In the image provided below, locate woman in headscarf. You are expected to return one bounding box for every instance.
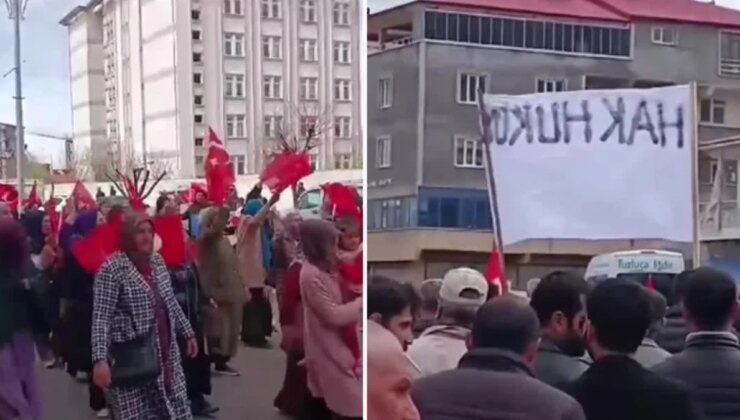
[198,206,247,376]
[273,212,308,417]
[0,218,42,420]
[237,194,281,347]
[299,219,363,420]
[91,210,198,420]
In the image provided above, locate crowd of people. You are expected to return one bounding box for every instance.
[368,266,740,420]
[0,181,363,420]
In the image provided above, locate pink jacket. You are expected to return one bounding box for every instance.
[300,262,363,417]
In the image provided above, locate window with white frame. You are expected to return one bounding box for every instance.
[224,0,243,15]
[720,31,740,76]
[193,72,203,84]
[263,75,283,99]
[333,1,350,26]
[226,114,247,138]
[458,73,487,104]
[300,77,319,101]
[651,26,677,46]
[232,155,246,175]
[376,136,391,168]
[333,41,351,64]
[334,153,352,169]
[264,115,283,138]
[301,116,318,138]
[300,0,316,23]
[225,73,245,97]
[261,0,281,19]
[263,36,282,59]
[700,98,726,124]
[334,78,351,101]
[224,32,244,57]
[334,116,351,139]
[194,114,204,124]
[192,29,201,40]
[454,136,484,168]
[536,78,567,93]
[299,39,318,62]
[378,77,393,108]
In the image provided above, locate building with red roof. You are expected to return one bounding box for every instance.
[367,0,740,283]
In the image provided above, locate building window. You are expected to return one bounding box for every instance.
[299,39,318,62]
[423,11,632,58]
[261,0,281,19]
[226,114,247,138]
[195,156,204,167]
[378,77,393,108]
[300,0,316,23]
[309,153,318,170]
[194,95,203,106]
[264,115,283,138]
[651,26,677,46]
[191,10,200,20]
[193,72,203,84]
[194,114,204,124]
[334,78,351,101]
[192,29,201,40]
[224,32,245,57]
[536,78,566,93]
[300,77,319,101]
[263,36,283,59]
[333,41,351,64]
[333,1,350,26]
[224,0,243,16]
[457,73,487,105]
[376,136,391,168]
[720,31,740,76]
[225,73,245,97]
[263,76,283,99]
[301,116,318,138]
[334,116,351,139]
[232,155,246,175]
[335,153,352,169]
[194,137,204,147]
[700,98,726,125]
[193,52,202,63]
[454,136,484,168]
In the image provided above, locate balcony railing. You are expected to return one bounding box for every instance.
[720,57,740,77]
[369,36,414,54]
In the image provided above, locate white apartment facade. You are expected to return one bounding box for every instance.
[61,0,363,179]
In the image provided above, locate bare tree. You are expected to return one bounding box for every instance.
[66,147,93,180]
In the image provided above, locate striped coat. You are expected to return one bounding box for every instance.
[92,252,195,420]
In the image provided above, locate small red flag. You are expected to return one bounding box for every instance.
[646,274,656,291]
[71,181,97,210]
[71,219,122,274]
[0,183,19,213]
[23,181,42,209]
[260,151,313,194]
[123,176,145,211]
[323,182,362,237]
[152,214,187,267]
[205,128,235,205]
[484,247,508,295]
[47,184,61,238]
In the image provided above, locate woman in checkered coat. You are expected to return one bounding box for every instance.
[91,210,199,420]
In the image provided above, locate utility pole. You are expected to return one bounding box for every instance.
[6,0,27,213]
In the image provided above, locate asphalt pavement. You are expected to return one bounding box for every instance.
[38,339,289,420]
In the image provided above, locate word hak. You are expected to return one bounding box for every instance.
[489,98,685,148]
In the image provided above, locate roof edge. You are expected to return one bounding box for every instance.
[59,0,102,26]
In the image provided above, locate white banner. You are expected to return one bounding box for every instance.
[480,85,694,245]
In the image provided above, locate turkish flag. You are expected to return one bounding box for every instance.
[71,181,97,210]
[46,184,61,238]
[205,128,235,205]
[260,151,313,194]
[484,247,508,295]
[153,214,187,266]
[71,219,122,274]
[646,274,656,291]
[23,181,42,208]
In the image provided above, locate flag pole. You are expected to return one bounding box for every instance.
[477,89,507,293]
[691,82,701,267]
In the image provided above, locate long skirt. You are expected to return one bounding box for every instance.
[274,351,308,418]
[0,332,41,420]
[241,288,273,345]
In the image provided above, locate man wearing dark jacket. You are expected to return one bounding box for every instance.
[567,280,702,420]
[412,296,585,420]
[653,267,740,420]
[529,271,591,388]
[656,270,693,354]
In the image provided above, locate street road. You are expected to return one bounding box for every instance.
[39,339,288,420]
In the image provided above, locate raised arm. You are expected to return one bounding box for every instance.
[246,193,281,228]
[301,271,362,328]
[91,263,120,363]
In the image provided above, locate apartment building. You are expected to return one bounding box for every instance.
[61,0,363,180]
[367,0,740,284]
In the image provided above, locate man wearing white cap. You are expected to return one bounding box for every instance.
[407,267,489,378]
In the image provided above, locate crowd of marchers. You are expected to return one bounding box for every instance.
[368,266,740,420]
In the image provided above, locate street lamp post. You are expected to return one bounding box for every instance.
[5,0,27,214]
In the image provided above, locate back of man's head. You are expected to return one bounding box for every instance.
[471,296,540,359]
[670,269,694,306]
[438,267,488,327]
[418,278,442,314]
[530,270,588,327]
[587,280,651,354]
[683,267,738,332]
[645,287,668,337]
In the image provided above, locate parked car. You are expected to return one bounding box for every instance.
[295,180,362,220]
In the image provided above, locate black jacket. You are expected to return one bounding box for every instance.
[412,348,585,420]
[653,332,740,420]
[535,339,591,389]
[566,355,703,420]
[656,305,688,354]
